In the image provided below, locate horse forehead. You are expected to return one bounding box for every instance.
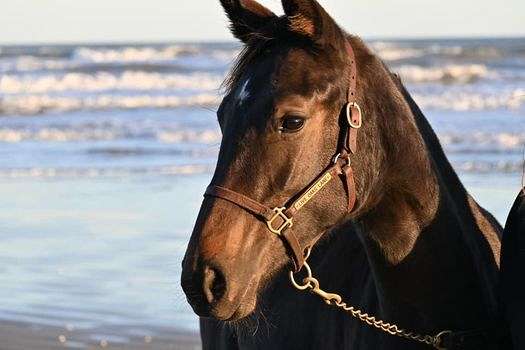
[228,48,331,109]
[275,50,335,95]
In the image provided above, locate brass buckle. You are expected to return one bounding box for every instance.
[266,207,293,236]
[346,102,362,129]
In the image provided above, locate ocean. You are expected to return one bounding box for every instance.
[0,38,524,345]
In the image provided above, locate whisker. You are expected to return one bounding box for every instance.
[200,106,218,113]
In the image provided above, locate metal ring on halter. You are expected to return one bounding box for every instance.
[346,102,363,129]
[289,247,313,290]
[333,153,341,164]
[333,153,351,167]
[289,261,313,290]
[303,246,312,260]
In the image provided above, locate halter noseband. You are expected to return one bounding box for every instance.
[204,41,362,272]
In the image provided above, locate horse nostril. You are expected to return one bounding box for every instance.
[202,265,226,304]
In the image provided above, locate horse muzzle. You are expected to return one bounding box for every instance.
[181,252,259,320]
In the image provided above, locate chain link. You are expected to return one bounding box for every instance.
[290,261,451,349]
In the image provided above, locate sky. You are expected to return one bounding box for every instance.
[0,0,524,44]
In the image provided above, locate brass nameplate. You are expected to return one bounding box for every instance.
[294,173,333,211]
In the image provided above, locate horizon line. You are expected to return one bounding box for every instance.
[1,34,524,47]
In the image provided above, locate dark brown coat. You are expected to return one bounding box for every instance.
[181,1,506,348]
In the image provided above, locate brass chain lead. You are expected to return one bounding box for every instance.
[290,260,451,349]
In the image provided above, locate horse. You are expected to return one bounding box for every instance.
[500,189,525,349]
[181,0,509,348]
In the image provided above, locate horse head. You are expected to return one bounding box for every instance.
[181,0,434,321]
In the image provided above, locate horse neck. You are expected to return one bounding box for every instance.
[348,72,502,331]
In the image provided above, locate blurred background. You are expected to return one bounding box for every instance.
[0,0,524,349]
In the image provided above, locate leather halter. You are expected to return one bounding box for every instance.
[204,41,362,272]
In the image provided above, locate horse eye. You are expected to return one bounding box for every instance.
[280,116,305,132]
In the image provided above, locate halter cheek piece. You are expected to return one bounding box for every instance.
[205,41,361,272]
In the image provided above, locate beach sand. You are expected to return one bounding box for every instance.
[0,320,201,350]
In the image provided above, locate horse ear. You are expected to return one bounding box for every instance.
[219,0,277,43]
[281,0,343,45]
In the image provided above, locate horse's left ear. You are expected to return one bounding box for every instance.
[281,0,344,46]
[219,0,278,43]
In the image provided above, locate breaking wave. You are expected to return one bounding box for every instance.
[452,160,524,174]
[0,56,71,74]
[0,93,220,115]
[371,39,524,63]
[0,72,222,94]
[439,132,525,151]
[413,88,525,111]
[0,45,238,74]
[395,64,494,84]
[73,45,199,63]
[371,42,425,61]
[0,127,221,144]
[0,164,214,179]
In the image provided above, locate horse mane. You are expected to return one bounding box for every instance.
[222,38,272,94]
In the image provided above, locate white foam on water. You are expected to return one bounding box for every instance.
[453,161,524,173]
[0,56,70,73]
[0,45,236,73]
[0,72,222,94]
[370,41,425,61]
[371,41,507,62]
[395,64,494,84]
[413,88,525,111]
[157,130,220,144]
[0,93,220,115]
[439,131,525,151]
[73,45,199,63]
[0,128,114,142]
[0,164,213,179]
[0,127,221,144]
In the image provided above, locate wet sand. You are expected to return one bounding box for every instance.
[0,321,201,350]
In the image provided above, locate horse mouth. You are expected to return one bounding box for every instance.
[210,282,259,321]
[224,297,259,321]
[183,274,259,321]
[190,297,257,321]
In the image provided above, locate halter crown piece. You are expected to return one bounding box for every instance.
[204,41,362,272]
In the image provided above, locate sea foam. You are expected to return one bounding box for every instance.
[73,45,199,63]
[412,88,525,111]
[0,93,220,115]
[395,64,494,84]
[0,164,214,179]
[0,127,222,144]
[0,72,222,94]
